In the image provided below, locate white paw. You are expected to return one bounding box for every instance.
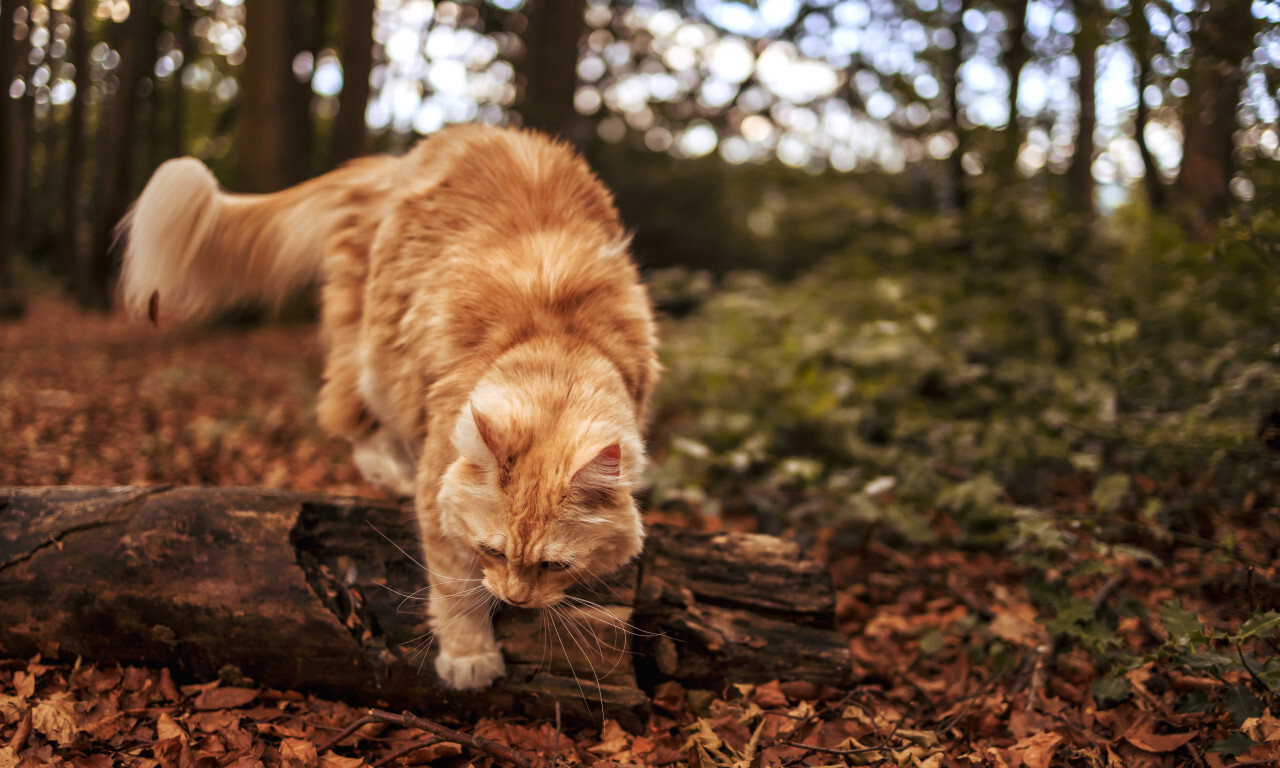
[435,647,506,690]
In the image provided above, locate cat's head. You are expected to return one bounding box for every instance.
[436,370,646,609]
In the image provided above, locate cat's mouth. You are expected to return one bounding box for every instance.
[491,588,565,609]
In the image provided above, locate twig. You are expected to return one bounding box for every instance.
[371,738,441,768]
[317,713,382,753]
[1236,644,1276,697]
[782,691,909,758]
[373,711,532,762]
[929,459,972,482]
[1091,573,1128,615]
[1025,642,1053,712]
[781,713,902,758]
[552,701,561,767]
[930,664,1008,735]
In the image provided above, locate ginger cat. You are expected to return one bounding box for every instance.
[118,125,660,690]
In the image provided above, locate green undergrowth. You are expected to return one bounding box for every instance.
[646,205,1280,744]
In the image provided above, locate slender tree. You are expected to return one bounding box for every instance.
[996,0,1031,179]
[1066,1,1098,219]
[515,0,588,141]
[1131,3,1167,212]
[0,0,24,318]
[1175,1,1254,240]
[238,0,310,192]
[61,0,90,298]
[330,0,374,166]
[169,0,193,160]
[85,0,153,309]
[942,0,969,214]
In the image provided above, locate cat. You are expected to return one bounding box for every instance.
[118,125,661,690]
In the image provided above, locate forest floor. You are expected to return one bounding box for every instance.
[3,295,1279,768]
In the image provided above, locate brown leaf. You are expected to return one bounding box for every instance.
[11,673,35,701]
[186,711,239,734]
[652,681,685,716]
[1242,709,1280,743]
[69,756,112,768]
[157,670,181,702]
[31,692,80,747]
[0,696,26,727]
[405,742,462,762]
[1122,718,1196,754]
[156,713,188,743]
[752,681,789,709]
[1008,731,1062,768]
[318,755,369,768]
[1007,709,1056,739]
[153,736,185,768]
[280,738,317,768]
[191,688,256,711]
[990,609,1048,647]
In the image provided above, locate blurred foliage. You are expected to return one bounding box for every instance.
[645,180,1280,544]
[641,181,1280,724]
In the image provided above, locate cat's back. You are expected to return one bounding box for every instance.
[399,125,623,248]
[361,125,657,430]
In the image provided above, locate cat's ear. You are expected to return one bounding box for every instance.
[572,443,621,490]
[472,408,508,467]
[453,402,506,471]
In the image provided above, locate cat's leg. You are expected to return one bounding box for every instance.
[351,427,417,496]
[422,529,506,690]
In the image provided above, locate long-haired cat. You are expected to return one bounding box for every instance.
[118,125,660,690]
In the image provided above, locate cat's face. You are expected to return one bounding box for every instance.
[436,398,645,609]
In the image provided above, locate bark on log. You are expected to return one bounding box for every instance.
[0,486,851,727]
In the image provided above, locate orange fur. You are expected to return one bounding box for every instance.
[119,125,661,690]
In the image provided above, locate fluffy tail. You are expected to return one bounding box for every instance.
[117,155,395,323]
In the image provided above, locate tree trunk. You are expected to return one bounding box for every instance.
[996,0,1030,180]
[330,0,374,167]
[0,486,852,729]
[85,1,153,310]
[0,0,25,318]
[239,0,310,192]
[940,0,968,214]
[515,0,587,141]
[61,0,90,302]
[169,0,193,160]
[1174,1,1254,240]
[1133,7,1167,213]
[1066,2,1097,219]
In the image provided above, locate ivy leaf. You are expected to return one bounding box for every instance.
[1161,602,1201,643]
[1235,611,1280,640]
[1092,474,1130,514]
[1225,684,1264,727]
[1091,675,1131,705]
[1207,732,1256,756]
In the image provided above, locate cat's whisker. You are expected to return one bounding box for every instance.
[394,583,489,616]
[563,595,666,638]
[557,604,631,682]
[546,605,597,716]
[552,604,607,720]
[561,602,634,658]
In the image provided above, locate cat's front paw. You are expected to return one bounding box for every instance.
[435,647,506,690]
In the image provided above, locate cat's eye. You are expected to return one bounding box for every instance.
[540,560,571,572]
[480,545,506,561]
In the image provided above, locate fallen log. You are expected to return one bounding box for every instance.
[0,486,851,727]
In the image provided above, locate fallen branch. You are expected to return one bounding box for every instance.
[319,709,532,768]
[0,486,852,726]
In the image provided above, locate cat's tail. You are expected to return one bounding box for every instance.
[117,155,395,324]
